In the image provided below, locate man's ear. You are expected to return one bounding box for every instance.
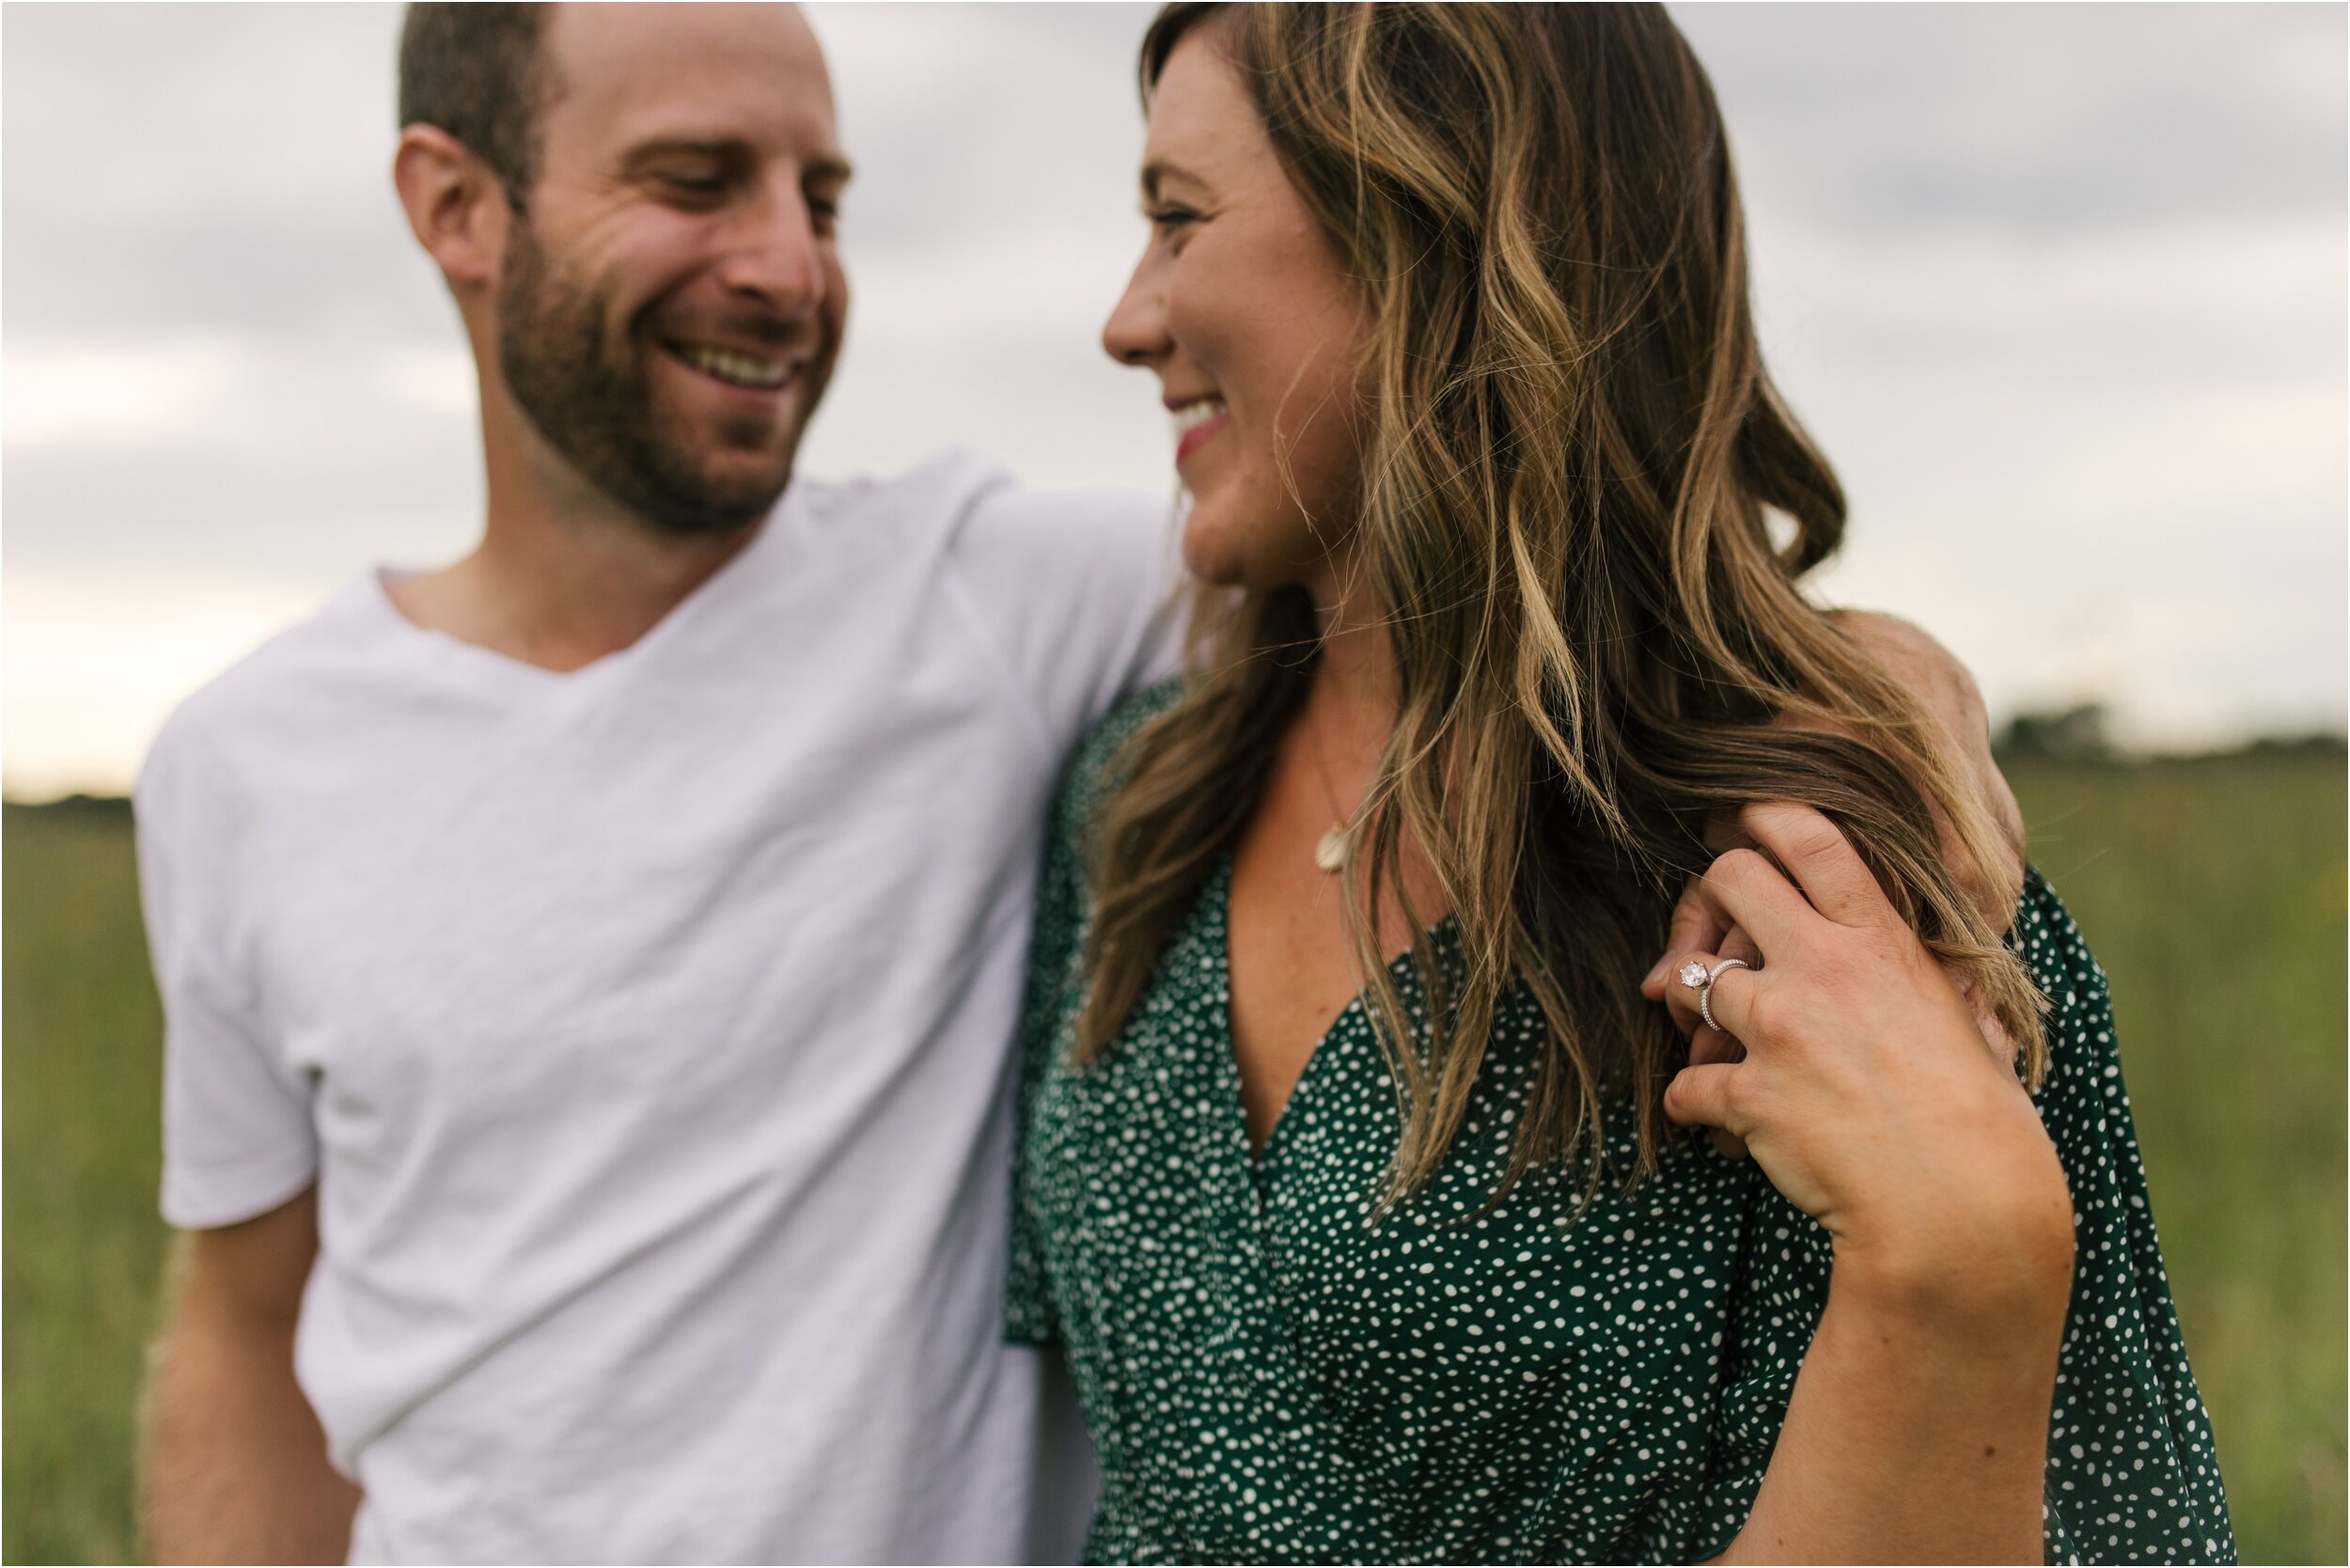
[393,124,511,292]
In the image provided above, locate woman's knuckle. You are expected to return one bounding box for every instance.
[1720,1069,1763,1128]
[1786,814,1844,862]
[1663,1072,1699,1120]
[1705,847,1765,892]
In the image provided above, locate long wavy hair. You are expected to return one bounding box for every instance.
[1073,2,2044,1208]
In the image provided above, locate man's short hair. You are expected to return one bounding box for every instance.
[398,3,552,206]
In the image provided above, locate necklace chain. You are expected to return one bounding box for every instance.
[1307,702,1352,875]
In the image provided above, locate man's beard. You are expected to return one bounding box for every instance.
[495,218,817,538]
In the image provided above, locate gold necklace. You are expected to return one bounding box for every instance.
[1307,704,1352,875]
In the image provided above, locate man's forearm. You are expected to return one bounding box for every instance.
[144,1306,360,1564]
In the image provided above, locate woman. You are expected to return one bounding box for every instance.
[1010,5,2233,1561]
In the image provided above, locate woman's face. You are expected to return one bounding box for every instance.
[1103,29,1371,595]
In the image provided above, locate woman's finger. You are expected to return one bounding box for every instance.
[1685,955,1762,1045]
[1641,876,1726,999]
[1661,942,1759,1158]
[1685,1024,1750,1159]
[1662,925,1764,1041]
[1692,845,1813,956]
[1735,800,1890,932]
[1662,1062,1748,1135]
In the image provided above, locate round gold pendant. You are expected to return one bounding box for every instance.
[1313,823,1349,874]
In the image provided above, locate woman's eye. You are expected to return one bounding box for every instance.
[1146,205,1199,231]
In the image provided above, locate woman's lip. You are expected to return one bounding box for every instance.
[1175,409,1230,467]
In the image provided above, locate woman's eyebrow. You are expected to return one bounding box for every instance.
[1139,158,1202,202]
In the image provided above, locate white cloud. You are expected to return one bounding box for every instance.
[3,573,323,799]
[375,345,478,419]
[4,335,260,447]
[0,3,2341,794]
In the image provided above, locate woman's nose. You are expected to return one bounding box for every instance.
[1101,257,1168,368]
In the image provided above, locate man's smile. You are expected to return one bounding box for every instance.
[665,340,800,392]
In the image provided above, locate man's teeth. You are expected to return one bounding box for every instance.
[676,344,791,389]
[1171,399,1227,436]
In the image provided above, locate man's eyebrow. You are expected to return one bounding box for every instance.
[622,138,854,183]
[624,136,745,168]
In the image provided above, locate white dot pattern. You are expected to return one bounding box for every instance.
[1010,685,2236,1564]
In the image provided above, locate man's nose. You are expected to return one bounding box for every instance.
[1101,256,1168,368]
[717,188,826,314]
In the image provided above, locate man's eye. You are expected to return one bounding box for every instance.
[661,173,726,196]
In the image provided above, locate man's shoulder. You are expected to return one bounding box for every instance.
[794,447,1164,557]
[139,576,391,802]
[788,447,1018,537]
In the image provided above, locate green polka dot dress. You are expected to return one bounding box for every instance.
[1010,684,2235,1564]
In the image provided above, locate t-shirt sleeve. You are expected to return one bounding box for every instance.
[1005,753,1093,1348]
[137,722,318,1229]
[2013,870,2237,1565]
[945,473,1185,760]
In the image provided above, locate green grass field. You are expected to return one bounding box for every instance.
[5,759,2343,1564]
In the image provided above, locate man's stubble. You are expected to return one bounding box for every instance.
[494,216,818,539]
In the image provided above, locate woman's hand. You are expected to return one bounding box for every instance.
[1656,803,2072,1300]
[1640,611,2026,1159]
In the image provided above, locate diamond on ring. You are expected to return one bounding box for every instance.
[1675,960,1709,992]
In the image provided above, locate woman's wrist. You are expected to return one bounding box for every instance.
[1828,1137,2076,1331]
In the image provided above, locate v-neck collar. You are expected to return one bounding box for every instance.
[361,494,794,700]
[1204,855,1449,1182]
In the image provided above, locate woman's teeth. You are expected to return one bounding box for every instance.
[1171,398,1227,437]
[675,344,791,389]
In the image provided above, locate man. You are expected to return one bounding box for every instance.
[140,7,1170,1561]
[138,5,2026,1563]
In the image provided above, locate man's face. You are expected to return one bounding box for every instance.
[494,4,850,536]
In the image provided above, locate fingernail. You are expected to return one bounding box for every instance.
[1641,953,1670,985]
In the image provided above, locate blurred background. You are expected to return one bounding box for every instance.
[4,3,2342,1562]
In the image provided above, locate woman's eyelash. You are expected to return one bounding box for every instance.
[1146,205,1199,228]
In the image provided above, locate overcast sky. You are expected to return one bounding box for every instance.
[4,2,2342,798]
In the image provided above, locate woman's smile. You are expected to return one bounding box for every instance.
[1170,396,1230,466]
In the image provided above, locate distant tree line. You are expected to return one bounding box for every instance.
[1994,703,2347,764]
[5,715,2344,814]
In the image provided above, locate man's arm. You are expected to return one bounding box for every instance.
[144,1187,360,1565]
[1828,607,2026,918]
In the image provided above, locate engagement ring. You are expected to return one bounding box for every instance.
[1697,957,1749,1033]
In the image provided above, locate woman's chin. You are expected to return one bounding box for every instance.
[1181,504,1340,596]
[1178,523,1250,587]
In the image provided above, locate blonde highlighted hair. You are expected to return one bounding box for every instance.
[1074,3,2043,1207]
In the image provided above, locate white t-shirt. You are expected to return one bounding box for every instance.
[137,450,1183,1565]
